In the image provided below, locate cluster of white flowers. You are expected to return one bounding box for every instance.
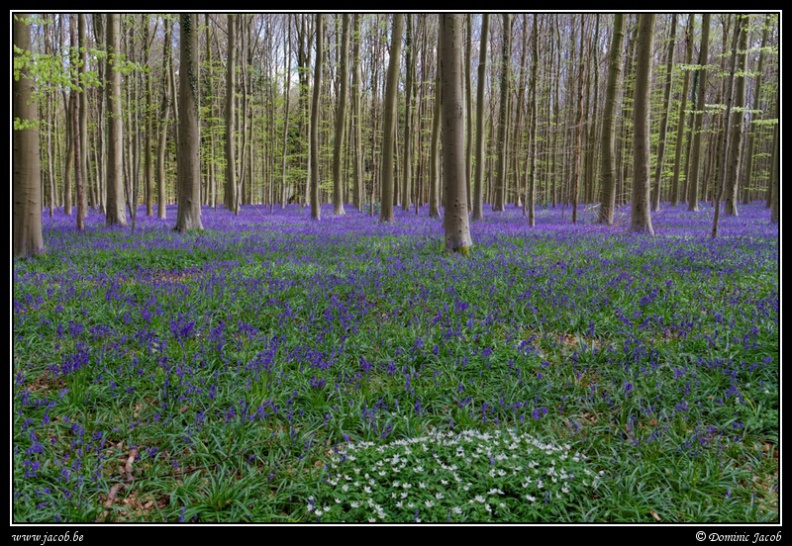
[309,428,603,522]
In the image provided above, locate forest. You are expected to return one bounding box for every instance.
[12,12,779,524]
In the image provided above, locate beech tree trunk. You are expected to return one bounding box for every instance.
[441,14,472,254]
[687,14,710,212]
[471,14,489,222]
[174,13,204,232]
[379,14,404,223]
[598,14,625,225]
[13,14,44,258]
[106,14,127,226]
[630,14,655,235]
[310,14,323,220]
[333,14,350,215]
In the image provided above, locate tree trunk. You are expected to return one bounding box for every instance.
[174,14,204,232]
[351,14,364,210]
[333,14,351,215]
[429,19,442,219]
[742,14,770,205]
[724,14,749,216]
[492,14,511,212]
[670,15,694,206]
[71,15,86,231]
[225,14,238,214]
[687,14,710,212]
[630,14,655,235]
[598,14,626,225]
[379,14,404,223]
[712,15,742,238]
[402,14,414,212]
[106,14,127,226]
[310,14,323,220]
[441,14,473,254]
[156,17,172,219]
[526,14,539,227]
[13,14,44,258]
[471,14,489,222]
[651,14,677,212]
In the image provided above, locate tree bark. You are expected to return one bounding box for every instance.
[106,14,127,226]
[380,14,404,223]
[310,14,323,220]
[333,14,351,215]
[471,14,489,222]
[651,14,677,212]
[440,14,473,254]
[174,14,204,232]
[225,14,238,214]
[687,14,710,212]
[723,14,749,216]
[492,14,511,212]
[13,14,45,258]
[630,14,655,235]
[670,15,694,206]
[598,14,626,225]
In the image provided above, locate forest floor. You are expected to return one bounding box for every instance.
[12,201,778,523]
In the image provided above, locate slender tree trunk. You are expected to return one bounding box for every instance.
[174,14,204,232]
[71,16,86,231]
[106,14,127,226]
[225,14,238,214]
[13,14,44,258]
[402,14,414,212]
[670,15,694,206]
[429,20,442,219]
[351,14,364,210]
[724,14,749,216]
[571,15,586,224]
[379,14,404,223]
[712,15,741,238]
[280,16,293,209]
[630,14,655,235]
[651,14,677,212]
[598,14,625,225]
[492,14,511,212]
[526,14,539,227]
[743,14,770,205]
[687,14,710,212]
[156,17,172,219]
[310,14,323,220]
[471,14,489,222]
[333,14,351,215]
[465,14,473,212]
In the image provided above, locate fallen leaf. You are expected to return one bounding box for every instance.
[649,510,661,522]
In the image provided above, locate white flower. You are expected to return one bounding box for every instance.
[401,491,408,499]
[425,500,434,508]
[350,502,359,508]
[335,498,342,504]
[342,484,349,492]
[415,466,424,472]
[435,492,444,500]
[440,479,449,485]
[315,509,323,516]
[419,482,426,488]
[403,483,412,489]
[396,501,403,508]
[393,481,400,488]
[364,486,372,494]
[452,506,462,515]
[474,495,486,503]
[526,495,536,502]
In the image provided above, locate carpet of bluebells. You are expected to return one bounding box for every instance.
[12,201,778,523]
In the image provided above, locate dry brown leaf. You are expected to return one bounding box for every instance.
[649,509,661,522]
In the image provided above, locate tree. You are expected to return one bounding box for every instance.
[310,14,323,221]
[651,14,677,212]
[333,14,350,216]
[174,14,204,232]
[471,14,489,222]
[670,15,694,206]
[630,13,655,235]
[379,14,404,223]
[13,14,44,258]
[402,14,415,212]
[106,13,127,227]
[526,14,539,227]
[723,14,749,216]
[225,14,238,214]
[492,14,511,212]
[712,15,743,238]
[156,16,172,220]
[441,14,473,254]
[686,14,710,212]
[598,13,626,225]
